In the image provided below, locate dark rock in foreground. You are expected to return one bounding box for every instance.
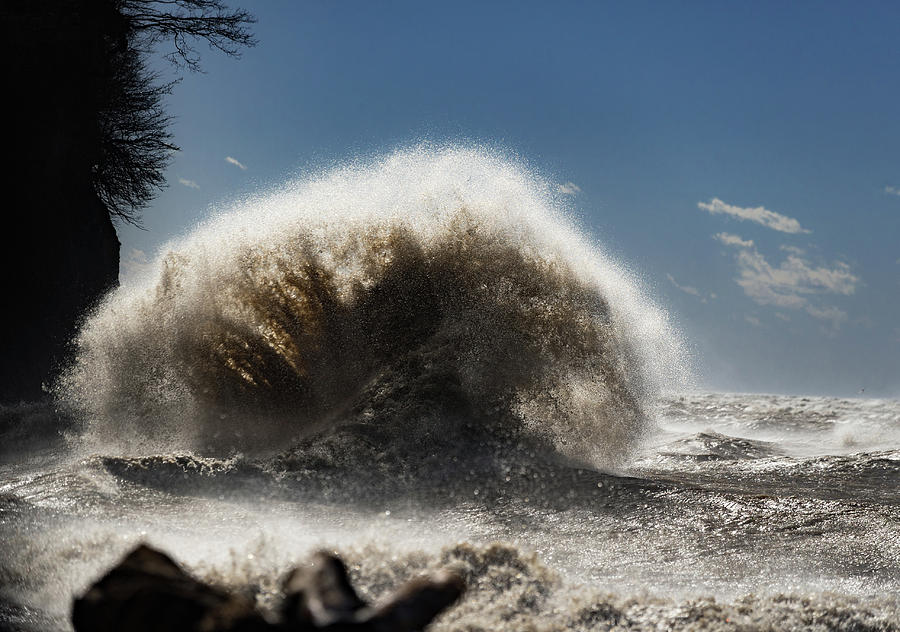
[72,545,464,632]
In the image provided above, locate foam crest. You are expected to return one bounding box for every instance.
[56,145,686,466]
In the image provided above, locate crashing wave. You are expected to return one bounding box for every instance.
[56,146,686,467]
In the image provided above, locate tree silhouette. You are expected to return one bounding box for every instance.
[0,0,254,402]
[126,0,256,71]
[96,0,256,224]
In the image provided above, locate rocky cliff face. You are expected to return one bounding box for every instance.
[1,0,121,403]
[1,190,120,403]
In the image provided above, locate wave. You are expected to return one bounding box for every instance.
[5,538,898,632]
[336,543,900,632]
[658,431,784,461]
[56,146,686,467]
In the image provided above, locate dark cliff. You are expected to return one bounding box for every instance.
[1,1,121,403]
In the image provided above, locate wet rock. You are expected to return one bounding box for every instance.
[71,545,266,632]
[282,551,465,631]
[72,545,464,632]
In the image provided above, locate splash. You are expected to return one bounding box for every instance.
[57,146,686,466]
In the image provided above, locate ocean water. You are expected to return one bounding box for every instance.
[1,148,898,631]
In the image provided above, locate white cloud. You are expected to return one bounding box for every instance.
[745,314,761,327]
[779,244,806,255]
[666,273,700,297]
[804,305,848,329]
[885,186,900,196]
[226,156,247,170]
[178,177,200,190]
[558,182,581,196]
[666,273,713,303]
[714,232,754,248]
[733,249,857,309]
[719,239,857,331]
[698,197,810,234]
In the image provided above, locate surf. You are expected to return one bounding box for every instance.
[55,145,687,468]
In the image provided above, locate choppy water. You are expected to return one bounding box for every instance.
[2,148,897,630]
[2,393,898,631]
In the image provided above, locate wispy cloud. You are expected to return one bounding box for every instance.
[779,244,806,255]
[178,177,200,190]
[699,197,810,234]
[710,210,856,330]
[885,186,900,196]
[745,314,761,327]
[714,232,754,248]
[225,156,247,170]
[666,274,700,297]
[718,237,857,330]
[804,305,848,329]
[558,182,581,196]
[733,248,857,309]
[666,273,714,303]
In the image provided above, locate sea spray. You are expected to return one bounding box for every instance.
[56,146,687,466]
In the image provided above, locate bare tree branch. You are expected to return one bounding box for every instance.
[123,0,257,72]
[90,0,255,223]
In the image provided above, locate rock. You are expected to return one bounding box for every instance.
[72,545,464,632]
[71,545,267,632]
[282,551,465,631]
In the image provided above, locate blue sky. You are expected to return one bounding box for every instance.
[119,1,900,396]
